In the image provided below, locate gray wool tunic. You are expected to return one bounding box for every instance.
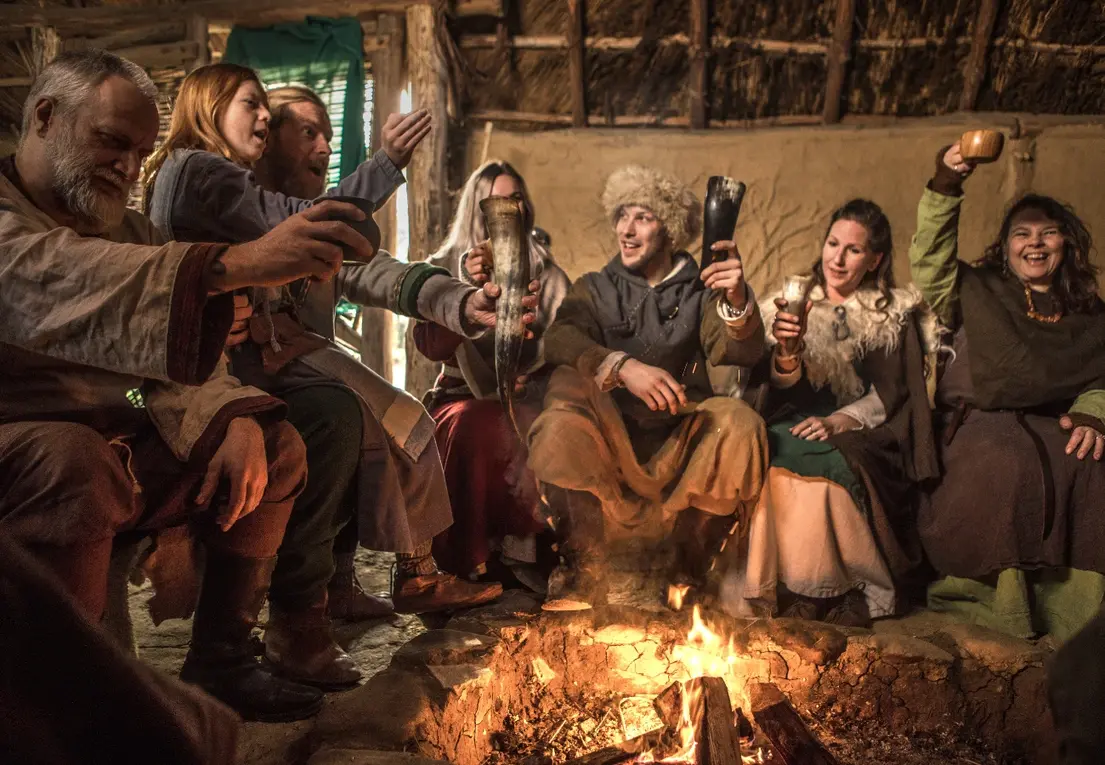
[146,148,477,552]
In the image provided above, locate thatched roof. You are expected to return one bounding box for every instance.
[1,0,1104,136]
[451,0,1105,125]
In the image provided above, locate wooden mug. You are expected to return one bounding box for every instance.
[959,129,1005,164]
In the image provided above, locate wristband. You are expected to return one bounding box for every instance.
[610,355,631,387]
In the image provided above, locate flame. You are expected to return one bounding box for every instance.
[631,607,766,764]
[667,583,691,612]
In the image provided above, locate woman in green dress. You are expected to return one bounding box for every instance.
[736,199,942,627]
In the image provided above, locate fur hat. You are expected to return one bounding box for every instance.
[601,165,701,251]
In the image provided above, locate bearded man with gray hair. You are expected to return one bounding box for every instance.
[0,50,379,726]
[528,165,770,611]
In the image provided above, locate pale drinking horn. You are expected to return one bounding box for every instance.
[480,195,531,431]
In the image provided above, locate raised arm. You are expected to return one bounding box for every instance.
[699,290,765,368]
[325,110,430,209]
[335,254,483,339]
[161,150,403,244]
[909,145,972,328]
[325,150,405,210]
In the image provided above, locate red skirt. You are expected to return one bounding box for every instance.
[430,397,544,577]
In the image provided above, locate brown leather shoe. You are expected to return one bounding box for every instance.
[328,554,394,622]
[392,572,503,614]
[264,592,362,691]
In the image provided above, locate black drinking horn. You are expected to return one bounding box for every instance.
[480,195,530,435]
[700,176,747,269]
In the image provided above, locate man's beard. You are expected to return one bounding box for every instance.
[47,125,129,230]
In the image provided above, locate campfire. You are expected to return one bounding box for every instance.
[485,607,837,765]
[319,586,1034,765]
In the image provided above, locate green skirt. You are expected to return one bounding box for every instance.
[767,412,867,513]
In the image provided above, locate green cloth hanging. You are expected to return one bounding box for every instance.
[224,17,365,184]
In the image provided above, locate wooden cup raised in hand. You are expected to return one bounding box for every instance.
[959,129,1005,164]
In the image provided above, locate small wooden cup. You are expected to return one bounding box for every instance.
[960,129,1005,164]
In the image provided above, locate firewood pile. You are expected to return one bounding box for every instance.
[481,669,850,765]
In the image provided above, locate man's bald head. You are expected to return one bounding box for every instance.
[17,50,160,233]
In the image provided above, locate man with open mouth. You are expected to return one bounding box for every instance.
[526,165,770,612]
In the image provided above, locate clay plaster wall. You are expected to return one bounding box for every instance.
[467,118,1105,295]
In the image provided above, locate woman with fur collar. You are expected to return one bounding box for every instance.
[736,199,941,627]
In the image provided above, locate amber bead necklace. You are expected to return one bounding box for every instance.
[1023,283,1063,324]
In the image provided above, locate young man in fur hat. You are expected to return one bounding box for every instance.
[528,165,769,611]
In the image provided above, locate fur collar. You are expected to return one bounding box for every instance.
[760,282,945,404]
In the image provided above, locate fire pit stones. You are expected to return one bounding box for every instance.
[305,591,1057,765]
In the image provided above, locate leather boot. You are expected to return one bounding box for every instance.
[542,488,608,612]
[327,553,395,621]
[392,570,503,614]
[180,550,323,723]
[265,589,363,691]
[823,588,872,628]
[669,508,739,592]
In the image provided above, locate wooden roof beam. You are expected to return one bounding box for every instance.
[0,0,422,32]
[960,0,1000,111]
[822,0,856,124]
[458,33,827,55]
[688,0,708,128]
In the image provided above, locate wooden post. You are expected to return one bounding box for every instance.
[689,0,708,129]
[359,13,406,382]
[959,0,999,111]
[567,0,586,127]
[822,0,856,124]
[186,16,210,72]
[405,2,451,397]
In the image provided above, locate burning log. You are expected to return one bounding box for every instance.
[653,680,685,731]
[653,678,742,765]
[686,677,742,765]
[748,682,840,765]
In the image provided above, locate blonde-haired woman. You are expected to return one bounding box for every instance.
[146,63,522,692]
[414,161,570,588]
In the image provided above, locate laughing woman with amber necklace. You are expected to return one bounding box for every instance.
[912,140,1105,642]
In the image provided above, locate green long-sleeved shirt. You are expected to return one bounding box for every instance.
[908,186,1105,425]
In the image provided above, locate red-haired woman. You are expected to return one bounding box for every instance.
[145,63,519,691]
